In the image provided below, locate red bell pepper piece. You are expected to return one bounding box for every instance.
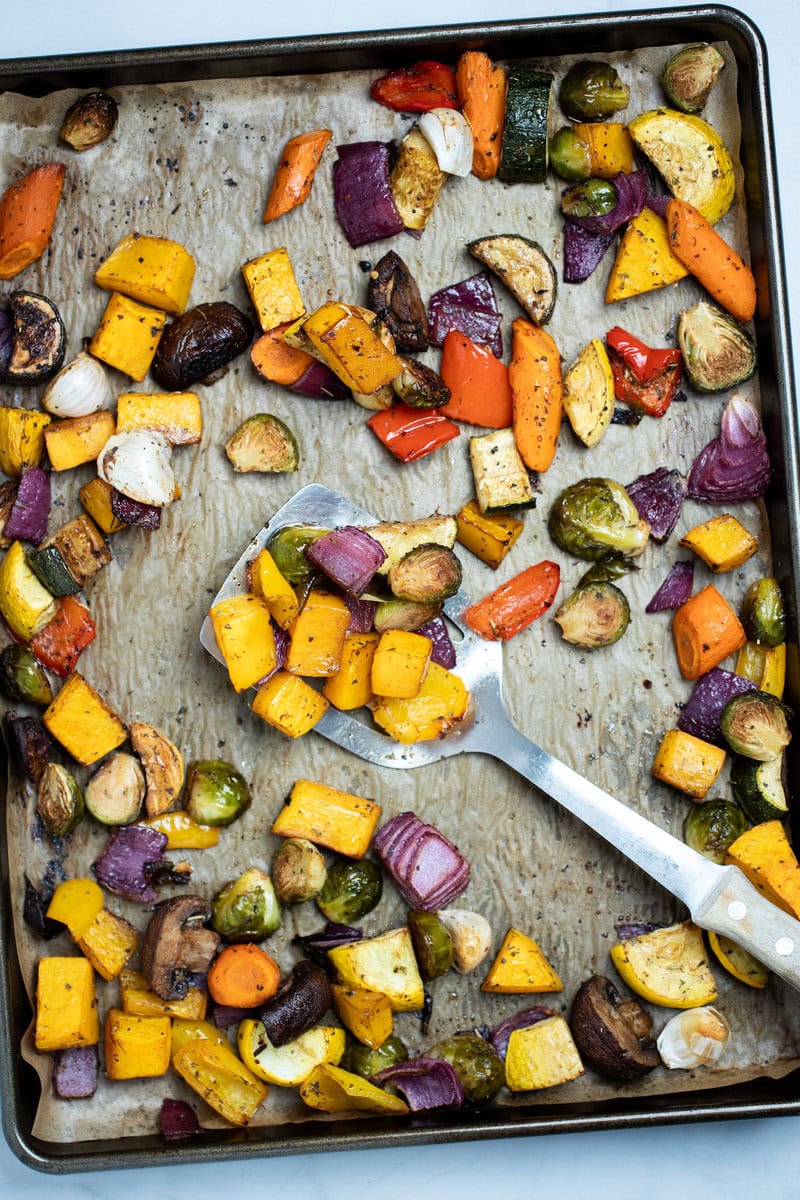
[30,595,96,677]
[367,403,460,463]
[463,561,561,641]
[606,327,682,384]
[370,61,459,112]
[607,347,682,419]
[439,331,513,428]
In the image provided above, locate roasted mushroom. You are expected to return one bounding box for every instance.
[569,974,659,1079]
[59,92,119,151]
[259,959,332,1047]
[151,301,254,390]
[366,251,429,352]
[141,896,221,1000]
[129,721,185,818]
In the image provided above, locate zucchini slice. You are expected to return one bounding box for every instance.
[469,235,557,326]
[499,68,554,184]
[7,292,66,384]
[27,545,81,597]
[627,108,735,224]
[562,338,615,447]
[730,754,789,824]
[469,427,536,514]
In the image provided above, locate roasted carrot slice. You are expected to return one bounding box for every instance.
[263,129,332,224]
[207,944,281,1009]
[666,198,757,324]
[251,322,314,386]
[456,51,506,180]
[0,163,66,280]
[509,318,563,473]
[672,584,747,680]
[464,561,561,641]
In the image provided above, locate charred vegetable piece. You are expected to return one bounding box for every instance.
[741,578,786,648]
[141,896,220,1000]
[662,44,725,114]
[367,251,429,353]
[559,61,630,121]
[730,754,788,823]
[267,524,329,586]
[59,91,118,150]
[678,302,756,393]
[24,875,62,940]
[499,68,553,184]
[6,292,66,383]
[370,61,458,112]
[570,975,658,1080]
[272,838,328,904]
[407,909,455,980]
[151,302,254,390]
[554,581,630,649]
[720,691,791,760]
[429,1032,504,1104]
[7,714,55,781]
[392,357,450,409]
[0,644,53,705]
[468,235,557,325]
[387,544,462,604]
[211,867,281,942]
[548,478,650,561]
[37,763,85,838]
[683,798,748,864]
[259,960,333,1047]
[561,178,618,219]
[184,759,251,826]
[85,752,145,825]
[344,1034,408,1079]
[225,414,299,473]
[317,858,383,925]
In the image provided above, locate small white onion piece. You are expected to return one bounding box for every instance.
[98,432,175,507]
[438,908,492,973]
[41,352,113,418]
[656,1006,730,1069]
[418,108,474,177]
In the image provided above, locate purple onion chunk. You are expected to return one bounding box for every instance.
[641,157,671,219]
[160,1098,201,1142]
[306,526,387,596]
[253,621,290,690]
[566,171,647,237]
[110,488,161,530]
[678,667,758,746]
[212,1003,254,1029]
[688,393,770,502]
[3,467,50,543]
[294,922,364,955]
[289,359,351,400]
[626,468,687,543]
[614,921,665,941]
[489,1006,554,1058]
[416,616,456,668]
[53,1045,98,1099]
[428,273,503,357]
[563,222,614,283]
[374,811,470,911]
[342,592,378,633]
[645,560,695,613]
[372,1057,464,1110]
[92,825,169,903]
[333,142,405,248]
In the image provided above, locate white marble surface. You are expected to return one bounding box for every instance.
[2,0,799,1194]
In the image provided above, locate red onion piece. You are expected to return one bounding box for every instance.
[212,1003,254,1028]
[110,488,161,530]
[306,526,387,596]
[0,307,12,378]
[428,273,503,357]
[333,142,405,248]
[289,359,351,400]
[688,394,770,502]
[341,593,378,632]
[678,667,757,745]
[614,921,665,941]
[374,811,470,910]
[3,467,50,543]
[563,222,614,283]
[566,171,647,236]
[645,193,670,219]
[53,1045,99,1099]
[372,1057,464,1110]
[92,826,169,903]
[160,1098,201,1142]
[626,467,687,543]
[294,922,363,955]
[416,616,456,668]
[645,560,695,613]
[489,1006,554,1058]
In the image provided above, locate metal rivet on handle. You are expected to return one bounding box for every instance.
[728,901,747,921]
[776,937,794,957]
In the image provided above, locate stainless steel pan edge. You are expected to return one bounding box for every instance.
[2,5,799,1173]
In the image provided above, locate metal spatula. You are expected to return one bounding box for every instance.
[200,483,800,993]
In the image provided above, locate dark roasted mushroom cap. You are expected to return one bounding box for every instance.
[570,974,659,1079]
[151,302,253,391]
[141,895,220,1000]
[259,960,332,1047]
[367,250,429,353]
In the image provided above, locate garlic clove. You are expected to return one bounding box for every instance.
[418,108,474,177]
[42,352,113,418]
[656,1005,730,1069]
[437,908,492,973]
[97,431,175,507]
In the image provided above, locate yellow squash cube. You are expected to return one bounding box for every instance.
[44,410,116,471]
[210,593,277,692]
[456,500,524,569]
[0,406,51,477]
[481,927,563,994]
[76,908,139,981]
[250,547,299,629]
[120,968,208,1019]
[332,983,393,1049]
[680,514,759,573]
[0,540,58,641]
[323,632,380,710]
[328,927,424,1011]
[104,1009,171,1080]
[505,1016,584,1091]
[89,292,166,381]
[652,729,726,799]
[35,956,99,1052]
[46,878,105,940]
[116,391,202,445]
[371,662,469,744]
[285,589,350,676]
[43,673,127,765]
[302,302,402,394]
[371,629,432,699]
[79,476,127,534]
[726,820,800,920]
[94,233,195,315]
[252,670,329,737]
[242,247,305,332]
[272,778,381,858]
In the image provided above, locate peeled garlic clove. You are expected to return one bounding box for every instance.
[42,352,113,418]
[98,431,175,507]
[418,108,474,177]
[437,908,492,973]
[656,1005,730,1069]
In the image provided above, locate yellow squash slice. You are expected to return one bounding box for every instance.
[610,920,717,1008]
[628,108,735,223]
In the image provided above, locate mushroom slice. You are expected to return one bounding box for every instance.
[129,721,185,817]
[569,974,659,1079]
[141,896,220,1000]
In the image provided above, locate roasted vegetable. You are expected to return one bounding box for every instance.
[317,858,383,924]
[225,413,299,474]
[708,932,768,989]
[464,561,560,642]
[438,908,492,973]
[299,1062,408,1115]
[259,959,332,1047]
[741,578,786,647]
[98,431,175,508]
[37,763,84,838]
[211,868,281,942]
[173,1036,268,1125]
[272,779,381,859]
[35,956,100,1052]
[505,1014,585,1091]
[7,714,55,782]
[392,357,450,409]
[344,1035,408,1079]
[683,798,748,863]
[27,545,80,597]
[730,754,788,823]
[561,177,618,219]
[129,722,185,818]
[720,691,791,760]
[548,478,650,561]
[151,301,254,390]
[6,291,66,384]
[628,109,735,224]
[42,352,112,419]
[570,975,658,1080]
[84,752,145,825]
[672,585,746,681]
[53,1045,99,1099]
[662,44,725,113]
[429,1032,504,1103]
[481,927,562,994]
[456,500,524,569]
[95,234,195,316]
[679,514,758,573]
[263,129,332,224]
[652,729,726,799]
[499,68,553,184]
[418,108,474,176]
[549,126,592,181]
[387,544,462,604]
[610,921,717,1008]
[469,235,557,325]
[241,247,305,333]
[726,820,800,920]
[0,164,66,281]
[678,302,756,393]
[0,644,53,706]
[42,672,127,766]
[389,127,447,232]
[562,338,615,447]
[329,927,424,1011]
[407,909,455,980]
[367,251,428,352]
[667,198,756,325]
[656,1006,730,1068]
[266,524,328,586]
[89,292,166,382]
[554,581,630,649]
[141,896,220,1000]
[559,61,629,121]
[371,628,432,699]
[272,838,328,904]
[469,427,536,514]
[605,209,688,302]
[60,91,118,150]
[207,943,280,1009]
[184,759,251,826]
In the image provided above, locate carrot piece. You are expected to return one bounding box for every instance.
[456,51,506,181]
[463,561,561,641]
[0,163,66,280]
[672,584,747,680]
[263,130,332,224]
[508,318,563,473]
[439,331,513,427]
[251,322,314,386]
[666,198,757,324]
[207,944,281,1009]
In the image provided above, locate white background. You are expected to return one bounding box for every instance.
[2,1,799,1196]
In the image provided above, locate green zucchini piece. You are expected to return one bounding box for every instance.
[27,544,81,597]
[499,68,554,184]
[740,577,786,648]
[730,754,788,823]
[225,413,299,473]
[469,428,536,514]
[468,235,557,325]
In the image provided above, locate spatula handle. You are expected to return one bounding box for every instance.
[693,869,800,990]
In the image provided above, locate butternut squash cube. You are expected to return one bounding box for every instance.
[302,302,402,393]
[43,673,127,765]
[575,122,635,177]
[210,593,276,692]
[481,927,563,994]
[104,1009,171,1080]
[35,956,99,1052]
[77,908,139,981]
[323,632,380,710]
[252,670,329,737]
[371,629,432,699]
[652,729,726,799]
[119,968,208,1019]
[679,514,759,573]
[328,928,424,1011]
[505,1015,584,1091]
[115,391,202,445]
[44,410,116,472]
[299,1063,408,1115]
[46,878,105,940]
[0,406,51,477]
[94,233,196,315]
[0,540,58,641]
[726,820,800,920]
[285,588,350,676]
[605,208,689,303]
[250,547,299,629]
[272,778,381,858]
[79,476,127,534]
[456,500,524,569]
[89,292,166,381]
[332,983,393,1049]
[371,662,469,744]
[242,247,305,332]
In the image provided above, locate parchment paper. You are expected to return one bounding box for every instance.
[3,38,799,1146]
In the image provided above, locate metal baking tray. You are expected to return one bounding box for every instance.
[2,3,799,1173]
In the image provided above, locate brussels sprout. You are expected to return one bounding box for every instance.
[662,44,725,114]
[184,759,251,826]
[387,544,462,604]
[560,178,618,219]
[0,644,53,705]
[554,581,630,648]
[683,798,748,864]
[720,691,792,761]
[741,577,786,648]
[548,477,650,561]
[373,598,443,633]
[272,838,328,904]
[37,763,84,838]
[559,61,630,121]
[211,867,282,942]
[549,127,592,181]
[730,754,788,824]
[84,752,145,825]
[392,358,450,409]
[224,413,299,474]
[677,302,757,393]
[579,556,638,585]
[316,858,383,924]
[429,1032,504,1103]
[267,525,330,586]
[344,1035,409,1079]
[408,910,455,980]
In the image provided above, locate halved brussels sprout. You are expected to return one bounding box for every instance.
[373,598,442,633]
[407,909,455,980]
[579,556,638,585]
[559,61,630,121]
[225,414,299,474]
[316,859,383,925]
[549,127,592,181]
[211,867,282,942]
[392,358,450,409]
[730,754,788,824]
[84,752,145,825]
[683,798,748,864]
[662,44,725,114]
[677,302,757,394]
[429,1032,504,1103]
[184,759,251,826]
[0,644,53,705]
[267,525,330,586]
[272,838,328,904]
[720,691,791,761]
[741,577,786,648]
[37,763,84,838]
[554,581,630,648]
[387,544,462,604]
[548,477,650,561]
[344,1035,409,1080]
[560,178,618,219]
